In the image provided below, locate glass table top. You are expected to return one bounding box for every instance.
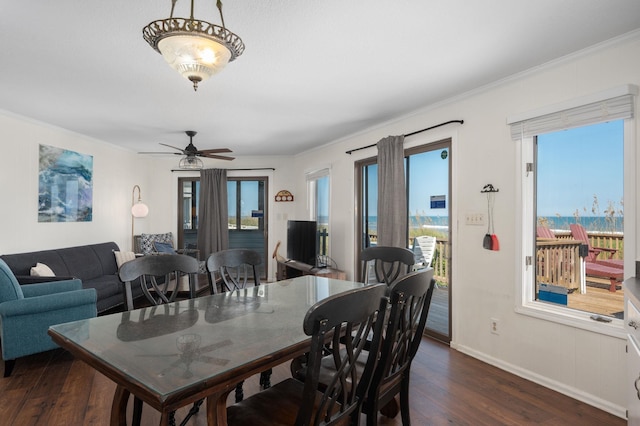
[49,275,364,400]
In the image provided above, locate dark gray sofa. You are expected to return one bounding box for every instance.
[1,242,143,313]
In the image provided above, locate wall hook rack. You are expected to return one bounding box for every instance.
[481,184,499,193]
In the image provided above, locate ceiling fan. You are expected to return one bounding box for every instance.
[139,131,235,163]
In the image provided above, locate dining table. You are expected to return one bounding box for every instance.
[48,275,365,425]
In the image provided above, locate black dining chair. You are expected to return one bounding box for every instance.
[226,283,388,426]
[117,253,202,425]
[360,246,416,286]
[118,253,200,310]
[206,248,271,400]
[291,268,435,426]
[363,268,435,425]
[206,248,261,294]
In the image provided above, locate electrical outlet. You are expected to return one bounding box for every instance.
[490,318,500,335]
[465,213,485,226]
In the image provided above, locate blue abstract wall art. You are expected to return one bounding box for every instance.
[38,144,93,222]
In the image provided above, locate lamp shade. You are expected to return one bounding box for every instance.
[131,202,149,218]
[157,35,232,87]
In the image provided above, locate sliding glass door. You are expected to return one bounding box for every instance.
[356,139,452,343]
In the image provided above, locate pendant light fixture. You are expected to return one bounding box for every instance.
[143,0,245,91]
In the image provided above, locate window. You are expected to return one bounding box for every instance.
[511,86,636,330]
[227,178,268,278]
[307,169,330,256]
[177,178,199,250]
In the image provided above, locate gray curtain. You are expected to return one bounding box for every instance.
[197,168,228,260]
[377,135,407,248]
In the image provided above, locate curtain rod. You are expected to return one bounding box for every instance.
[171,167,276,172]
[345,119,464,155]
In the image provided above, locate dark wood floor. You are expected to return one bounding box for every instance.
[0,336,624,425]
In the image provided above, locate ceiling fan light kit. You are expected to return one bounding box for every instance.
[178,155,204,169]
[143,0,245,91]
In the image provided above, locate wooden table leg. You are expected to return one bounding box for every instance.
[111,385,130,426]
[206,389,232,425]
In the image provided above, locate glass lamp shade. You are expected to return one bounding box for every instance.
[131,202,149,218]
[157,35,232,90]
[179,155,204,169]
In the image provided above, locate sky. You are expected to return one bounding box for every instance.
[536,120,623,217]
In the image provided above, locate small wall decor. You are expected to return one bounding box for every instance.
[38,144,93,222]
[481,184,499,250]
[275,190,294,202]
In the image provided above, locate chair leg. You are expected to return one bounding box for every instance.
[132,396,143,426]
[3,359,15,378]
[399,377,412,426]
[260,368,272,389]
[235,381,244,402]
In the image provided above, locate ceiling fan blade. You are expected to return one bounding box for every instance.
[198,148,233,154]
[138,151,182,155]
[200,153,235,161]
[159,142,187,153]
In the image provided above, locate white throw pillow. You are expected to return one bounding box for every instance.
[114,251,136,268]
[30,262,55,277]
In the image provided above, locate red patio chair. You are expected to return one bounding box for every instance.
[536,226,556,239]
[569,223,618,262]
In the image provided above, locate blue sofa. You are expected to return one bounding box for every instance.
[0,242,144,313]
[0,258,97,376]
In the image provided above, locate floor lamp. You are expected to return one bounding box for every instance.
[131,185,149,251]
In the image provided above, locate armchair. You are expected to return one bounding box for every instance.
[0,259,97,377]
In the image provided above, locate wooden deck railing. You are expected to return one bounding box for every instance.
[536,239,582,290]
[367,230,624,289]
[369,234,450,285]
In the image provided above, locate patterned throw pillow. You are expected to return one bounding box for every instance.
[140,232,174,255]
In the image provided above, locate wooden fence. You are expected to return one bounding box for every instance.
[535,231,624,288]
[367,231,623,288]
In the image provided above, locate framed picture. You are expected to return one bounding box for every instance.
[38,144,93,222]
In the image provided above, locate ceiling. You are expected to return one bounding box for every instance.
[2,1,640,160]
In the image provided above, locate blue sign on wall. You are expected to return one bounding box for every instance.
[430,195,446,209]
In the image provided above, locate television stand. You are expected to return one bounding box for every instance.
[276,259,346,281]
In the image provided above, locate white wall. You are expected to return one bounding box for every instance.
[1,31,638,419]
[0,112,149,253]
[290,33,640,417]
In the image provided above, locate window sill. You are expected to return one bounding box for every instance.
[515,301,627,339]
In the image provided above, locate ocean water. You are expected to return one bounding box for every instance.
[357,215,622,233]
[539,216,623,233]
[362,216,449,232]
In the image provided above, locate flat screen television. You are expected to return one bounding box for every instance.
[287,220,317,266]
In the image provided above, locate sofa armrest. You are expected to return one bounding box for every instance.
[0,288,97,317]
[21,279,83,297]
[15,275,77,285]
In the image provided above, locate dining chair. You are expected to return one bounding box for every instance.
[117,254,202,425]
[362,268,435,425]
[206,248,261,294]
[290,268,435,425]
[361,246,416,286]
[206,248,271,400]
[118,253,200,310]
[226,283,388,426]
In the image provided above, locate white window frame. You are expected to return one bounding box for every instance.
[306,167,331,255]
[511,85,637,337]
